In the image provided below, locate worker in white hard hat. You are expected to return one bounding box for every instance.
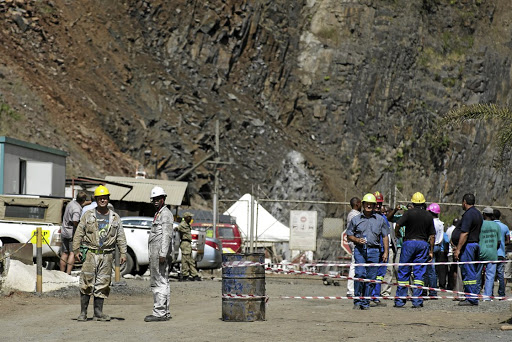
[145,186,174,322]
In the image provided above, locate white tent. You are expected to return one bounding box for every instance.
[224,193,290,242]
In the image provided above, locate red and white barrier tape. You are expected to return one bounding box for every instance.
[222,293,270,302]
[222,294,512,300]
[266,267,499,299]
[278,295,512,301]
[223,259,511,268]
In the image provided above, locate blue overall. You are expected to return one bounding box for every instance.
[395,240,429,307]
[424,245,440,296]
[460,242,480,305]
[353,245,380,309]
[372,235,387,301]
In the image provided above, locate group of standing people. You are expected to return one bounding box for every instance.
[346,191,511,309]
[61,185,198,322]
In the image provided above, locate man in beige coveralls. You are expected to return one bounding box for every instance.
[73,185,127,322]
[175,212,200,281]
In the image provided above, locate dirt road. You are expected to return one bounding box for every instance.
[1,274,511,342]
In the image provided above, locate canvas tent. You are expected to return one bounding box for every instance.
[224,193,290,242]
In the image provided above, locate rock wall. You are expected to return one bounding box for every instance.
[3,0,512,260]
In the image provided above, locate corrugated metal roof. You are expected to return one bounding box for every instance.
[105,176,188,206]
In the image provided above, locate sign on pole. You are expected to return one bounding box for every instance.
[289,210,317,251]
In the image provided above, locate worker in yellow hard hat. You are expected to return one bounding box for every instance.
[346,193,390,310]
[371,191,393,307]
[393,192,435,309]
[72,185,127,322]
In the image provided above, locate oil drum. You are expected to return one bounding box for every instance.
[222,253,265,321]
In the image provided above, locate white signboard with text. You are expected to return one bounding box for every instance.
[289,210,317,251]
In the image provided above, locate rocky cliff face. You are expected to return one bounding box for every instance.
[2,0,512,258]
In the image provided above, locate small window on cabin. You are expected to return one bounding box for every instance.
[218,227,235,239]
[5,205,47,220]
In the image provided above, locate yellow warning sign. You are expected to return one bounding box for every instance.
[30,229,51,245]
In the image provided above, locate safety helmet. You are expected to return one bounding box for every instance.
[150,186,167,199]
[411,192,426,204]
[373,191,384,203]
[427,203,441,214]
[94,185,110,197]
[362,193,377,204]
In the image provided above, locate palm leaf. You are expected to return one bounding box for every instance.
[439,103,512,168]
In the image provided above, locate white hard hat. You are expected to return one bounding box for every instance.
[150,186,167,199]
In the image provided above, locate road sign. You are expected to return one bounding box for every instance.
[290,210,317,251]
[341,229,352,255]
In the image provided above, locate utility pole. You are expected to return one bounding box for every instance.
[212,120,220,239]
[208,119,233,240]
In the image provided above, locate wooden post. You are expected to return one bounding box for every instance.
[114,246,120,282]
[36,227,42,293]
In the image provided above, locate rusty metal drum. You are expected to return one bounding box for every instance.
[222,253,265,321]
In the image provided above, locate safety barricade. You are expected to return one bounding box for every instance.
[220,259,512,303]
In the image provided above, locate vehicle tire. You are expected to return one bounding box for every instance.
[136,264,148,276]
[44,260,58,270]
[117,253,134,276]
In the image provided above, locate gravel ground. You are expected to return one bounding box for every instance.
[1,273,511,341]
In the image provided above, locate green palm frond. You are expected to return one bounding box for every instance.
[441,103,512,126]
[439,103,512,168]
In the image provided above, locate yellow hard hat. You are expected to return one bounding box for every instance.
[362,193,377,204]
[94,185,110,197]
[411,192,425,204]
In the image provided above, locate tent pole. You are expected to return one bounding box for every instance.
[250,186,255,253]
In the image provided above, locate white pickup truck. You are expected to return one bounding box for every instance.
[120,216,205,276]
[0,195,65,265]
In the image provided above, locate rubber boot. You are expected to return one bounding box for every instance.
[77,294,90,322]
[93,297,111,321]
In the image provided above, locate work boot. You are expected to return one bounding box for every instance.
[192,276,202,281]
[144,315,169,322]
[93,297,111,321]
[77,293,90,322]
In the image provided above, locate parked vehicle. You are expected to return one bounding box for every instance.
[120,216,205,276]
[0,195,65,265]
[197,237,222,269]
[191,222,243,254]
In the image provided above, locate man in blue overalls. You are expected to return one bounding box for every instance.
[371,191,391,306]
[347,193,389,310]
[454,193,482,306]
[394,192,435,309]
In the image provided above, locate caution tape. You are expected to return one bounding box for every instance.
[279,295,512,301]
[223,259,512,268]
[266,267,503,299]
[222,294,270,303]
[222,293,512,301]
